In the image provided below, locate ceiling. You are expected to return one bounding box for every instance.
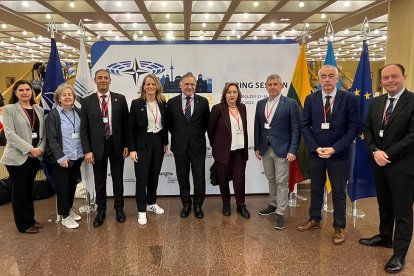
[0,0,389,64]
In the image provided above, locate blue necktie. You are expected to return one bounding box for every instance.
[384,98,395,126]
[185,96,192,122]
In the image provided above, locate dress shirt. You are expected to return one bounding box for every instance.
[229,109,244,151]
[146,100,163,133]
[385,87,405,111]
[264,94,281,123]
[322,89,337,111]
[181,93,194,116]
[97,91,112,135]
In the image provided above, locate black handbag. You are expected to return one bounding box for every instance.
[209,163,218,186]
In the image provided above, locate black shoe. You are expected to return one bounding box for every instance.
[384,255,405,273]
[115,209,126,223]
[237,205,250,219]
[93,213,106,228]
[359,234,392,248]
[222,205,231,217]
[180,205,191,218]
[194,206,204,219]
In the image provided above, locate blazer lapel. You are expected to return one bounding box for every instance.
[386,90,409,127]
[330,91,343,121]
[270,96,285,125]
[16,103,31,127]
[223,104,231,134]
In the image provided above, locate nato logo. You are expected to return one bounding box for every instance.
[107,58,165,85]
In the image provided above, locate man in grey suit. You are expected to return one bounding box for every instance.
[80,69,129,227]
[254,74,301,230]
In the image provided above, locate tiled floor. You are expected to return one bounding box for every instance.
[0,191,413,276]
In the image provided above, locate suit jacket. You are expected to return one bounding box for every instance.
[45,106,82,164]
[254,95,301,158]
[128,98,168,152]
[208,102,248,166]
[167,93,210,155]
[80,91,129,161]
[302,90,359,160]
[1,103,45,166]
[364,89,414,174]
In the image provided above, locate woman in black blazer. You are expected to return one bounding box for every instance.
[45,84,84,229]
[128,74,168,225]
[207,82,250,219]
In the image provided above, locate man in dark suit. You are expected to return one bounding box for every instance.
[254,74,301,230]
[359,64,414,273]
[167,73,210,219]
[297,65,359,245]
[80,69,129,227]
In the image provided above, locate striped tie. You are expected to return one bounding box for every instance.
[185,96,192,122]
[101,95,110,137]
[384,98,395,126]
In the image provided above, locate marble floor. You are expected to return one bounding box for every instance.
[0,191,413,276]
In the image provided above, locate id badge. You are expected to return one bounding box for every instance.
[72,132,80,139]
[379,130,384,137]
[236,129,243,135]
[264,123,271,129]
[31,132,38,139]
[103,117,109,123]
[321,123,330,130]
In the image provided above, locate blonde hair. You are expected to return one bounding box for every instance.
[54,83,77,105]
[139,74,165,103]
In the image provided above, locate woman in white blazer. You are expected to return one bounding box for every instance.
[1,80,45,234]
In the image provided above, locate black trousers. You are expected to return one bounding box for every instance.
[52,158,84,217]
[174,148,206,207]
[134,133,164,212]
[6,158,40,233]
[215,149,246,206]
[373,165,414,258]
[93,138,125,214]
[309,157,348,229]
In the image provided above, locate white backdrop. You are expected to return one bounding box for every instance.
[90,41,299,196]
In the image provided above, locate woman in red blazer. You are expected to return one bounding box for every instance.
[207,82,250,219]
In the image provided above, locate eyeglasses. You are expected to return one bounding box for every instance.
[320,74,337,80]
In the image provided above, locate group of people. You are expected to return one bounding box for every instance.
[1,63,413,274]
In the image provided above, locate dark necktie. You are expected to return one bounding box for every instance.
[185,96,192,122]
[101,95,110,136]
[384,98,395,126]
[324,95,332,123]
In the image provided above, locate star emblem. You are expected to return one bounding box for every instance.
[124,58,148,84]
[353,89,360,96]
[359,132,365,141]
[364,92,371,100]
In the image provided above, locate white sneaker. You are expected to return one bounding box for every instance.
[61,216,79,229]
[69,210,81,221]
[146,204,164,214]
[138,212,147,225]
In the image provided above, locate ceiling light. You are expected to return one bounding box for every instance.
[22,30,27,35]
[115,36,120,40]
[344,1,350,7]
[16,45,20,49]
[108,30,112,34]
[373,44,377,48]
[133,22,138,27]
[261,30,265,33]
[69,0,75,8]
[380,47,384,51]
[226,36,230,40]
[208,1,213,7]
[299,1,304,8]
[63,22,68,28]
[231,30,236,34]
[202,23,206,28]
[253,1,259,7]
[272,34,277,39]
[308,34,312,38]
[46,14,51,19]
[204,13,209,19]
[344,29,349,34]
[139,30,143,34]
[305,23,309,27]
[116,1,122,7]
[22,1,29,7]
[133,33,138,39]
[126,13,130,18]
[161,1,167,7]
[253,36,257,40]
[166,14,170,19]
[244,13,248,18]
[168,22,172,27]
[356,35,360,39]
[374,29,379,34]
[270,22,275,27]
[237,22,241,27]
[321,14,326,19]
[98,22,103,27]
[237,34,240,39]
[10,37,15,41]
[1,23,6,29]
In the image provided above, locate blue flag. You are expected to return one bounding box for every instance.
[41,37,64,113]
[319,41,342,90]
[347,40,376,202]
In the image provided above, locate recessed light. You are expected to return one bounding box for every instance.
[299,1,304,8]
[344,1,350,7]
[253,1,259,7]
[165,14,170,19]
[208,1,213,7]
[69,0,75,8]
[116,1,122,7]
[321,14,326,19]
[202,23,206,28]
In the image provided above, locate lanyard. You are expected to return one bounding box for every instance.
[147,101,158,125]
[266,98,279,123]
[229,107,241,130]
[97,92,110,116]
[323,97,335,123]
[183,97,193,114]
[22,106,36,133]
[61,109,76,133]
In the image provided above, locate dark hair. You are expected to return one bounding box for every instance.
[381,63,405,76]
[94,69,111,79]
[9,80,36,105]
[220,82,242,104]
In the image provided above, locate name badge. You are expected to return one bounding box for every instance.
[72,132,80,139]
[103,117,109,123]
[236,129,243,135]
[379,130,384,137]
[321,123,330,130]
[264,123,271,129]
[31,132,38,139]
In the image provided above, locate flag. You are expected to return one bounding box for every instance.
[74,36,94,104]
[347,40,375,202]
[286,44,312,192]
[41,38,64,113]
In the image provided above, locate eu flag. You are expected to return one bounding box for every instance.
[347,40,376,202]
[41,37,64,113]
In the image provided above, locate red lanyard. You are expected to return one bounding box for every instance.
[229,107,241,130]
[323,97,335,123]
[266,98,279,123]
[183,97,193,114]
[22,106,36,132]
[97,92,110,116]
[147,102,158,125]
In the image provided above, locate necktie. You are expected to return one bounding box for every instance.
[384,98,395,126]
[185,96,192,122]
[101,95,110,136]
[324,96,332,123]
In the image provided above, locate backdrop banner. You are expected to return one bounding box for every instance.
[90,40,299,196]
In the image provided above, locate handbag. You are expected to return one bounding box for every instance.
[209,162,218,186]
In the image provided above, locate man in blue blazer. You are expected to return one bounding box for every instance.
[297,65,359,245]
[254,74,301,230]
